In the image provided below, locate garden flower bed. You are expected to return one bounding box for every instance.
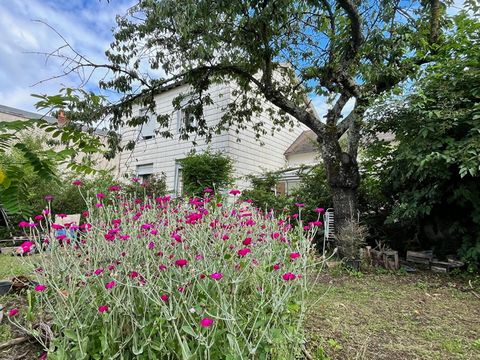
[7,186,323,359]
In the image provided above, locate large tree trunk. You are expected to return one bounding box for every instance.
[320,131,360,234]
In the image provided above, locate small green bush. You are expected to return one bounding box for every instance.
[178,150,233,196]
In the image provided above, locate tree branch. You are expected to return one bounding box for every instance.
[326,93,350,125]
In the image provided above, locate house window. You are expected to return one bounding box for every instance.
[136,163,154,184]
[177,108,196,133]
[174,163,183,196]
[139,108,156,140]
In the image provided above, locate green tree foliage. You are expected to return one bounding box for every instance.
[178,151,233,196]
[365,13,480,267]
[0,134,58,216]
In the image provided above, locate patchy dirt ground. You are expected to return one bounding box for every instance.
[305,269,480,360]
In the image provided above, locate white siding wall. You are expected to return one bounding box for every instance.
[118,82,309,191]
[225,84,309,188]
[117,83,230,191]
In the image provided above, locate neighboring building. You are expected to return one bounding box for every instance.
[117,82,310,195]
[0,104,115,171]
[284,130,319,167]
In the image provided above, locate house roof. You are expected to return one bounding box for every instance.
[0,104,56,123]
[284,130,318,156]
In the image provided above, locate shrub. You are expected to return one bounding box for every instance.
[241,172,290,214]
[178,150,233,196]
[122,173,167,198]
[11,189,321,359]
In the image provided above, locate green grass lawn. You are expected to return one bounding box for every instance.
[306,269,480,360]
[0,253,34,280]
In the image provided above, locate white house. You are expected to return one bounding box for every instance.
[117,82,312,195]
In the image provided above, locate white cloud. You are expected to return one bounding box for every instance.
[0,0,135,112]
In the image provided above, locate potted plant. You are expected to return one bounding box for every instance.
[336,219,368,270]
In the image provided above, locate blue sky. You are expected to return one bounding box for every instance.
[0,0,466,117]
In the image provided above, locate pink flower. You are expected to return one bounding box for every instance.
[290,252,301,260]
[210,272,223,280]
[295,203,305,207]
[105,281,116,289]
[44,195,54,201]
[175,259,188,267]
[282,272,296,281]
[242,237,252,246]
[94,268,104,276]
[237,248,251,257]
[204,187,214,193]
[160,294,169,302]
[95,203,103,208]
[159,264,167,271]
[72,180,82,186]
[229,189,241,196]
[34,215,44,221]
[129,271,139,279]
[273,263,281,271]
[8,308,19,317]
[315,207,325,213]
[18,221,29,228]
[96,192,106,199]
[20,241,34,253]
[98,305,109,313]
[108,185,121,192]
[34,284,47,292]
[200,317,214,327]
[148,241,155,250]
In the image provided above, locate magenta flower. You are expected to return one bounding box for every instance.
[94,268,104,276]
[95,203,103,208]
[282,272,296,281]
[242,237,252,246]
[290,252,301,260]
[148,241,155,250]
[105,281,116,289]
[237,248,251,257]
[34,284,47,292]
[44,195,54,201]
[160,294,169,302]
[175,259,188,267]
[159,264,167,271]
[98,305,109,313]
[108,185,121,191]
[96,193,106,199]
[229,189,241,196]
[200,317,214,327]
[34,215,44,221]
[210,272,223,280]
[273,263,281,271]
[129,271,139,278]
[18,221,29,228]
[72,179,82,186]
[8,308,19,317]
[295,203,305,207]
[204,187,214,193]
